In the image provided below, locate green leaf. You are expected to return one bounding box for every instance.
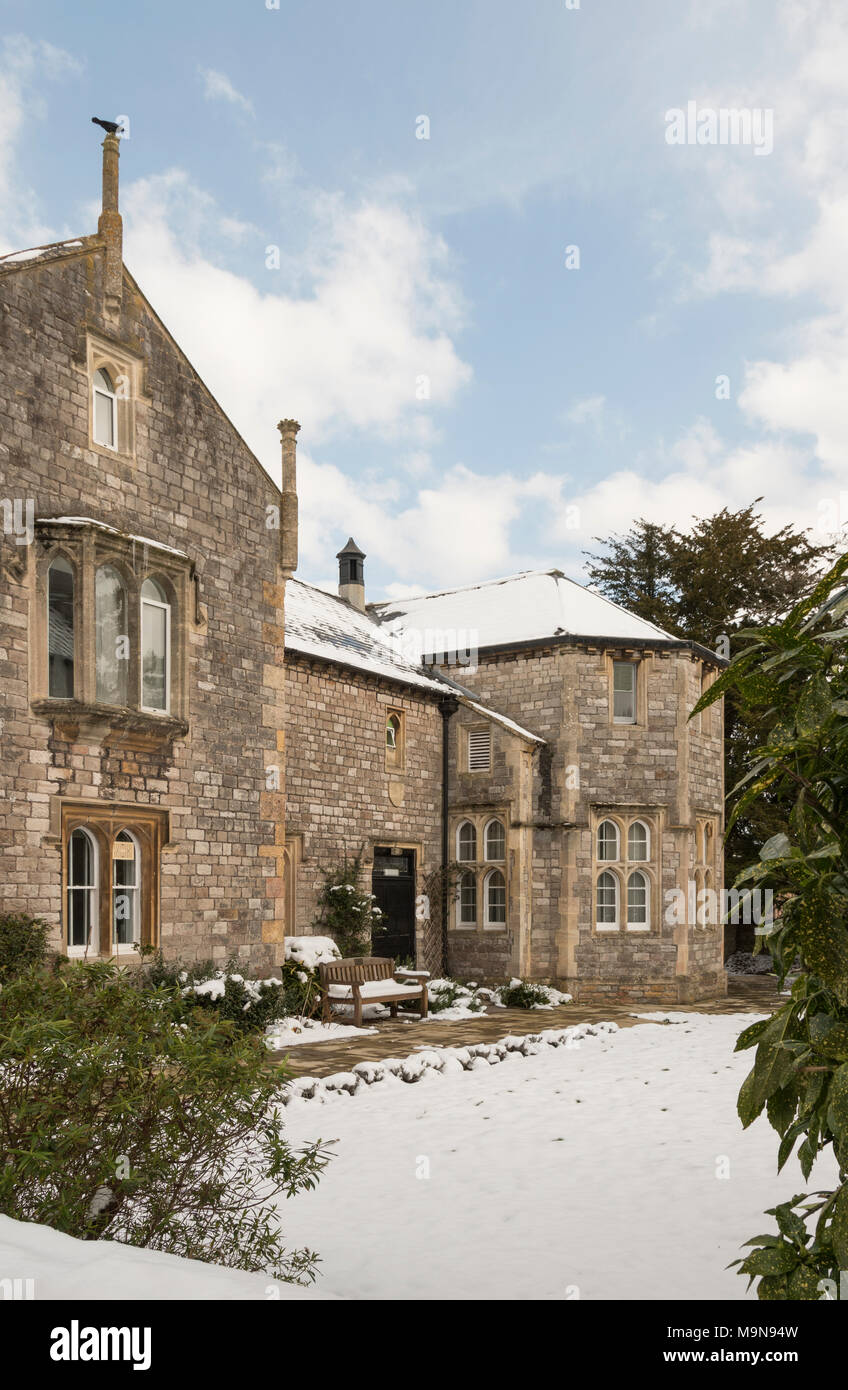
[794,890,848,1005]
[798,1138,816,1181]
[757,1274,790,1300]
[796,675,833,737]
[760,832,792,861]
[743,1243,798,1276]
[826,1062,848,1137]
[830,1185,848,1270]
[811,1021,848,1062]
[767,1088,798,1139]
[736,1015,777,1052]
[786,1264,828,1300]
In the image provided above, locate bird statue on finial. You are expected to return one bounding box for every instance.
[91,116,121,135]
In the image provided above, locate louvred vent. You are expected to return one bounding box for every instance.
[468,727,492,771]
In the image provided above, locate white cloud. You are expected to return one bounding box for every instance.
[564,395,606,429]
[116,168,472,480]
[0,35,81,253]
[198,67,254,117]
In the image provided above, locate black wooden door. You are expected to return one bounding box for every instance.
[371,848,416,963]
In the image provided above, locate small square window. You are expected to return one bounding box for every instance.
[613,662,637,724]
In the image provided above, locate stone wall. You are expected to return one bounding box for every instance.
[0,242,286,970]
[442,642,726,999]
[284,652,443,966]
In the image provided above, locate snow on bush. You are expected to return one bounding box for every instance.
[281,1021,619,1103]
[425,976,572,1019]
[284,936,341,970]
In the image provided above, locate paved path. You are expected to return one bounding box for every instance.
[269,975,781,1079]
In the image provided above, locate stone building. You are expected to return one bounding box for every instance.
[1,131,727,1001]
[376,572,727,1002]
[0,131,294,971]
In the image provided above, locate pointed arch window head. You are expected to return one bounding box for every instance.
[484,869,507,928]
[96,564,128,706]
[457,820,477,863]
[484,818,506,862]
[627,821,649,862]
[458,870,477,926]
[597,819,620,862]
[67,827,97,951]
[92,368,117,450]
[596,870,619,928]
[627,870,649,929]
[48,556,75,698]
[141,577,170,713]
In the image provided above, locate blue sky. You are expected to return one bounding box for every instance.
[1,0,846,597]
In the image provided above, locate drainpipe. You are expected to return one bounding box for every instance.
[438,696,459,973]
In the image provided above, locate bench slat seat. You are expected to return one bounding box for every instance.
[319,955,429,1027]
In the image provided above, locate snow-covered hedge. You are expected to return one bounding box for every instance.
[282,1021,618,1103]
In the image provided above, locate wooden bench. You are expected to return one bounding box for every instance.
[319,957,429,1028]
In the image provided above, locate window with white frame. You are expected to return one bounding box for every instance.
[37,521,188,724]
[67,827,98,952]
[95,564,129,706]
[484,818,506,862]
[140,577,170,713]
[62,807,167,956]
[596,870,619,928]
[47,556,75,698]
[457,870,477,927]
[627,870,649,929]
[484,869,506,927]
[627,820,649,862]
[597,819,620,861]
[613,661,637,724]
[595,813,657,931]
[112,830,141,948]
[92,368,118,450]
[457,820,477,862]
[467,726,492,771]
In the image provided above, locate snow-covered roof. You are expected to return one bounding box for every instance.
[459,696,545,746]
[38,517,189,559]
[0,238,88,269]
[373,569,681,651]
[285,578,449,693]
[284,579,546,743]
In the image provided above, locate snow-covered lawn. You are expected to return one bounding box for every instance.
[265,1017,377,1048]
[0,1216,333,1300]
[278,1011,838,1301]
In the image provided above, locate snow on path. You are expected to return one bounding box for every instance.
[279,1012,838,1301]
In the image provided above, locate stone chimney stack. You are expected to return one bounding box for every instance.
[97,131,123,317]
[337,537,366,611]
[278,419,300,577]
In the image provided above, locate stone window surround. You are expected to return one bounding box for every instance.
[58,799,169,958]
[604,650,650,728]
[591,808,660,934]
[85,330,143,462]
[450,810,509,933]
[31,518,192,730]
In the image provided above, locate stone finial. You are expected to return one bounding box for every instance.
[278,419,300,576]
